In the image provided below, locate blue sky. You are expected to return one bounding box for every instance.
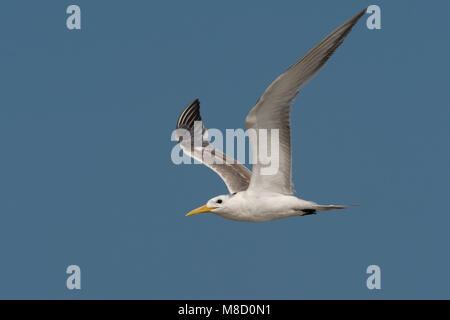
[0,0,449,299]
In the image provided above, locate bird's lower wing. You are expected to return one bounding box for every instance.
[245,9,365,194]
[175,99,251,194]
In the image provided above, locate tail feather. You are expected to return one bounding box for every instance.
[314,204,359,211]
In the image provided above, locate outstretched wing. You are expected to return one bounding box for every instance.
[245,9,365,194]
[175,99,251,193]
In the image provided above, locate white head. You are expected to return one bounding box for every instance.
[186,194,231,217]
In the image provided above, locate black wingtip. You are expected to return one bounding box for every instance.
[176,98,202,130]
[339,9,366,33]
[357,8,367,19]
[346,8,367,29]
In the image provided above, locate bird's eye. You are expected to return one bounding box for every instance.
[217,199,222,204]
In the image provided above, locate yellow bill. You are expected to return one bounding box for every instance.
[186,204,217,216]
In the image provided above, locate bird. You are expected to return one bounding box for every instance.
[174,9,365,222]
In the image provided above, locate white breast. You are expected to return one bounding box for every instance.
[216,191,315,222]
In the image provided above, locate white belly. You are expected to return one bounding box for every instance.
[216,191,315,222]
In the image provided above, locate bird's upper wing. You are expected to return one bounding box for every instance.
[175,99,251,194]
[245,9,365,194]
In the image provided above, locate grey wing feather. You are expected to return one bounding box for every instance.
[245,9,365,194]
[175,99,251,194]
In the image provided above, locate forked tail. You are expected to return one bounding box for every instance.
[314,204,359,211]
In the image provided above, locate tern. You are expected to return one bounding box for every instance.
[175,9,364,222]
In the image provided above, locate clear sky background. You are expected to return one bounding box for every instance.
[0,0,449,299]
